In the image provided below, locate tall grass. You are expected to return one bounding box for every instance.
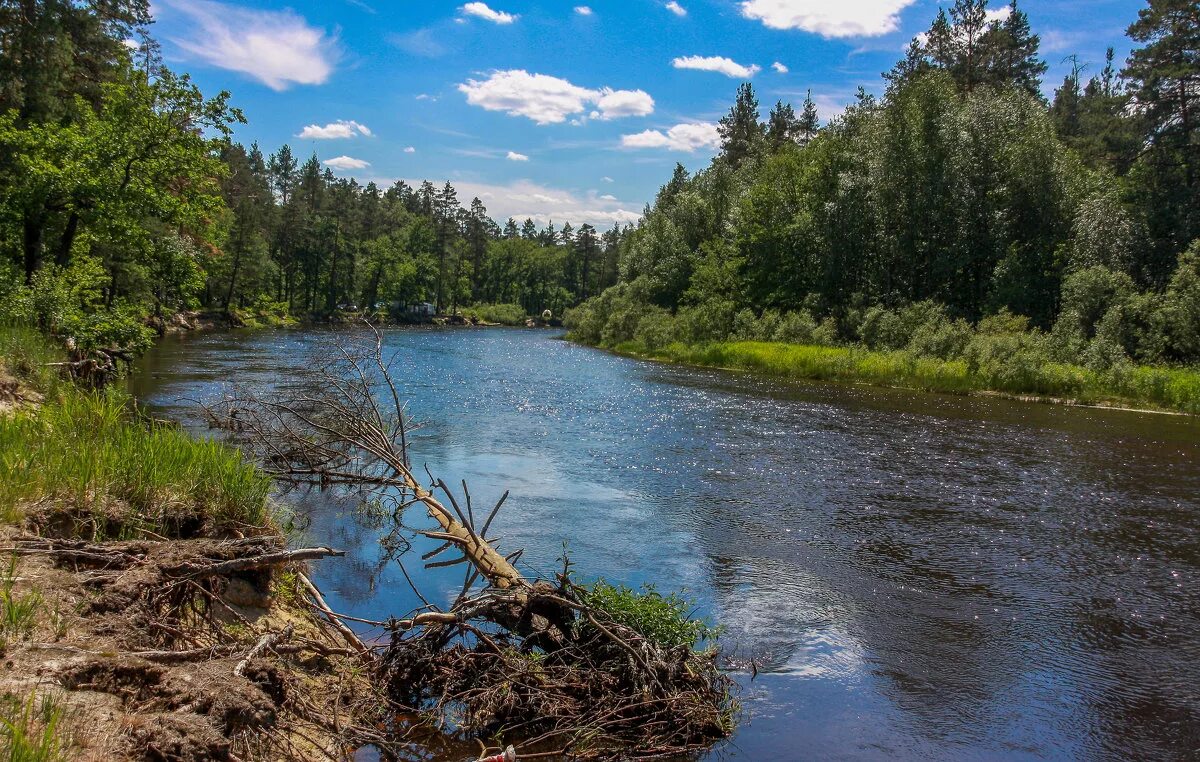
[0,389,271,532]
[0,691,68,762]
[0,325,64,396]
[0,560,42,645]
[623,340,1200,414]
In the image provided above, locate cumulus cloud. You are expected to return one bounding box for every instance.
[157,0,337,90]
[739,0,919,38]
[506,151,530,161]
[323,156,370,170]
[621,122,721,152]
[403,146,417,153]
[665,1,687,16]
[458,70,653,124]
[600,194,617,201]
[672,55,760,78]
[986,6,1011,24]
[592,87,655,119]
[460,2,518,24]
[601,176,614,183]
[772,61,789,73]
[297,120,372,139]
[575,6,593,15]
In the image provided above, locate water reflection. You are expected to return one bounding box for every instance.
[129,327,1200,761]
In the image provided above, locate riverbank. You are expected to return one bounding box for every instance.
[0,329,378,760]
[596,339,1200,415]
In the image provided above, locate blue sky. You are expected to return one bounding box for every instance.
[150,0,1145,228]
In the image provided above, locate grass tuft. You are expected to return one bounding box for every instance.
[0,389,271,534]
[0,691,69,762]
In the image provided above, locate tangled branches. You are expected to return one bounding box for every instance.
[205,325,737,759]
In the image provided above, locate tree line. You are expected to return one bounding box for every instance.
[0,0,627,351]
[569,0,1200,370]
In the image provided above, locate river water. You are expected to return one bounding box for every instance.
[128,327,1200,761]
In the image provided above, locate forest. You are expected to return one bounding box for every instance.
[1,0,1198,409]
[566,0,1200,409]
[0,0,628,352]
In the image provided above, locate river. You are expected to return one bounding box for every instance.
[128,327,1200,761]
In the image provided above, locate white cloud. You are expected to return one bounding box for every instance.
[575,6,593,15]
[458,70,653,124]
[403,146,417,153]
[986,6,1011,24]
[665,1,687,16]
[297,120,372,139]
[323,156,371,170]
[772,61,789,74]
[460,2,518,24]
[390,178,640,228]
[158,0,337,90]
[621,122,721,152]
[593,87,655,119]
[600,194,617,201]
[673,55,760,78]
[601,176,614,182]
[506,151,530,161]
[739,0,919,38]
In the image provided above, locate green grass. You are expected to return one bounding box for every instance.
[0,325,64,397]
[0,389,272,533]
[0,560,42,645]
[612,340,1200,415]
[462,303,528,326]
[0,691,68,762]
[578,580,717,651]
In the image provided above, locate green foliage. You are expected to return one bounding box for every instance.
[463,303,527,326]
[0,325,63,396]
[0,561,43,642]
[0,691,68,762]
[579,580,717,651]
[0,389,271,533]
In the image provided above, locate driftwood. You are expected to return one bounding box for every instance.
[201,325,736,759]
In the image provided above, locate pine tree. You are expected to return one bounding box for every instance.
[718,83,763,168]
[799,90,820,145]
[504,218,519,238]
[981,1,1046,95]
[766,100,801,148]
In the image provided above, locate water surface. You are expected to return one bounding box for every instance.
[129,327,1200,761]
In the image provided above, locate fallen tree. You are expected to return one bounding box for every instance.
[206,325,738,759]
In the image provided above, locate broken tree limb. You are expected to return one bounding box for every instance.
[235,624,294,677]
[296,571,375,664]
[167,547,345,579]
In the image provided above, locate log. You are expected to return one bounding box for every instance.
[167,547,345,579]
[235,625,293,677]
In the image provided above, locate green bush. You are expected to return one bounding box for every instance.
[579,580,716,651]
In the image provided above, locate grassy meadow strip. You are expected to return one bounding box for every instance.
[612,340,1200,415]
[0,388,271,530]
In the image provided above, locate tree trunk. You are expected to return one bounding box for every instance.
[22,210,44,284]
[55,211,80,267]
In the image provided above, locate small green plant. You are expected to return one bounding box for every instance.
[578,579,717,651]
[0,691,69,762]
[0,560,42,642]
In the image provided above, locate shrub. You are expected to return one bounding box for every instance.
[579,580,716,651]
[633,309,677,351]
[772,310,818,344]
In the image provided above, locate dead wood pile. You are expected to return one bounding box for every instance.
[206,326,737,759]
